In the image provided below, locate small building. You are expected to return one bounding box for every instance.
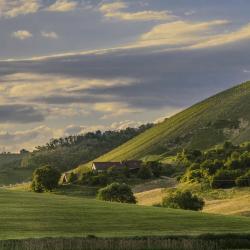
[92,160,142,172]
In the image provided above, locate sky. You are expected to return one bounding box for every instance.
[1,0,250,152]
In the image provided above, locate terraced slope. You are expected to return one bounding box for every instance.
[0,188,250,239]
[75,81,250,173]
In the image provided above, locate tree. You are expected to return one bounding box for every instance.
[235,172,250,187]
[68,172,78,183]
[210,169,240,189]
[31,165,61,192]
[137,165,152,179]
[146,161,162,177]
[97,182,136,204]
[162,190,204,211]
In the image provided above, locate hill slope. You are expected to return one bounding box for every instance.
[1,188,250,239]
[76,81,250,172]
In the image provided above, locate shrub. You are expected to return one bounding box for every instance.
[162,190,205,211]
[97,182,136,204]
[31,165,61,192]
[182,169,204,183]
[68,172,78,183]
[210,169,240,189]
[235,172,250,187]
[137,165,152,179]
[146,161,162,177]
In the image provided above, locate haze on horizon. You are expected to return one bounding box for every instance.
[1,0,250,152]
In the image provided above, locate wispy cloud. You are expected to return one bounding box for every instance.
[11,30,33,40]
[136,20,230,48]
[46,0,78,12]
[41,31,59,39]
[99,1,175,21]
[0,0,40,18]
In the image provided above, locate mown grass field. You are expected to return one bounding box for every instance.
[75,81,250,174]
[0,188,250,240]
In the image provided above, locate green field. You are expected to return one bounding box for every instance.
[75,81,250,173]
[0,188,250,240]
[0,154,32,186]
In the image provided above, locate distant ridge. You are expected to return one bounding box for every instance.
[75,81,250,173]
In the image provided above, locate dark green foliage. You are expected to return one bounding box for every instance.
[137,165,153,179]
[80,171,109,186]
[31,165,61,192]
[179,141,250,189]
[97,182,136,204]
[235,171,250,187]
[182,169,204,183]
[68,172,78,183]
[162,190,205,211]
[21,125,153,172]
[146,161,163,177]
[210,169,241,189]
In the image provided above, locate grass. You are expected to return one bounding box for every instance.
[0,154,32,186]
[75,81,250,174]
[135,182,250,217]
[0,188,250,240]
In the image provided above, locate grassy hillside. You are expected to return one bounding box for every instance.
[0,188,250,240]
[75,81,250,173]
[135,183,250,217]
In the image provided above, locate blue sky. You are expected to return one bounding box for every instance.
[1,0,250,152]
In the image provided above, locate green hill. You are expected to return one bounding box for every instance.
[75,81,250,173]
[0,188,250,240]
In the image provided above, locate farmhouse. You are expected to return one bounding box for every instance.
[92,160,142,172]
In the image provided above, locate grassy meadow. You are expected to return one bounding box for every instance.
[1,188,250,240]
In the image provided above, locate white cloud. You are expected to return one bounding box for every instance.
[99,1,175,21]
[190,23,250,49]
[2,73,137,99]
[110,120,143,130]
[0,0,40,18]
[11,30,33,40]
[134,20,250,50]
[0,119,145,152]
[41,31,58,39]
[136,20,230,47]
[46,0,78,12]
[0,125,59,152]
[93,102,142,119]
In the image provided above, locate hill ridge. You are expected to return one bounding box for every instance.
[75,81,250,173]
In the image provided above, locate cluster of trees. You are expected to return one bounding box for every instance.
[178,141,250,189]
[30,165,137,204]
[21,125,153,172]
[79,161,175,187]
[161,190,205,211]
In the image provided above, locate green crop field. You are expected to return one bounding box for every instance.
[0,188,250,240]
[75,81,250,173]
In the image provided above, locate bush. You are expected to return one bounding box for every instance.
[137,165,152,179]
[162,190,204,211]
[68,172,78,183]
[235,172,250,187]
[97,182,136,204]
[31,165,61,192]
[146,161,162,177]
[182,169,204,183]
[210,169,241,189]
